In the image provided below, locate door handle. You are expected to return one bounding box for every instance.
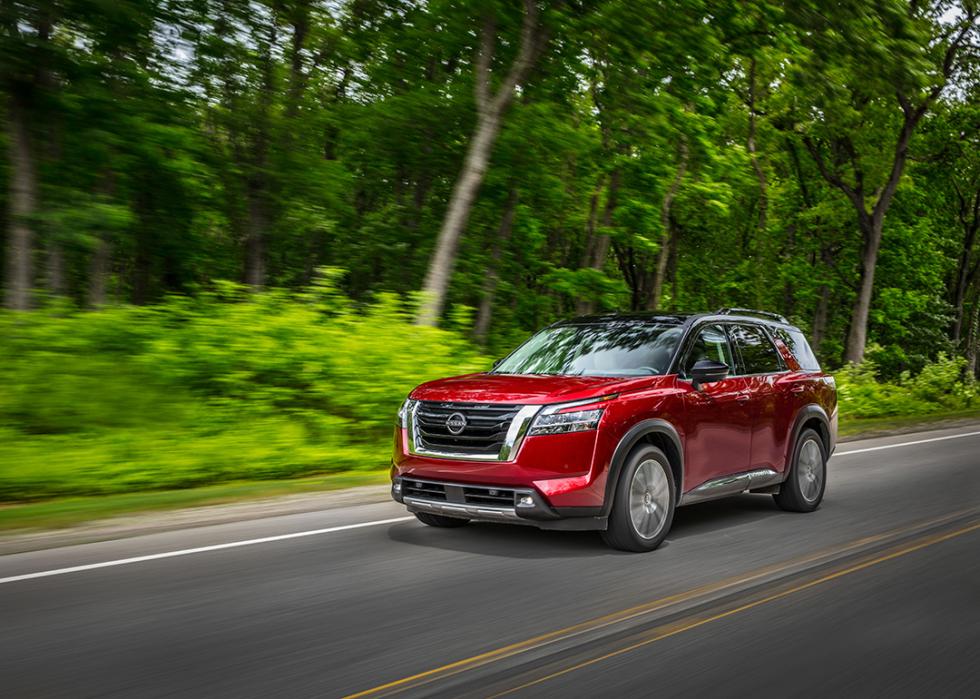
[790,385,805,394]
[735,394,751,403]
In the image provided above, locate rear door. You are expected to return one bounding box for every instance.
[680,323,753,489]
[729,324,789,471]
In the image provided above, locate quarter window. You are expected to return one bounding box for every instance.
[770,327,822,372]
[730,325,783,375]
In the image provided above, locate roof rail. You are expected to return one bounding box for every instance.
[715,307,789,324]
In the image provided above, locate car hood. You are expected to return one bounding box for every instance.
[410,372,675,405]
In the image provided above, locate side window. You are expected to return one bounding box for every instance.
[770,327,822,372]
[730,325,784,375]
[681,324,736,378]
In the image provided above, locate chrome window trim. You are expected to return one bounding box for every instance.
[407,403,541,462]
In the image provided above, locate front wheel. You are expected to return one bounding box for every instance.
[601,445,676,552]
[414,512,470,528]
[773,428,827,513]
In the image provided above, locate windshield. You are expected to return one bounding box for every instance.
[494,323,684,377]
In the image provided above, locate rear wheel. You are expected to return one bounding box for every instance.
[601,445,676,552]
[773,428,826,512]
[414,512,470,528]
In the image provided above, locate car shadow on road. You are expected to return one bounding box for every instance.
[669,494,784,541]
[386,494,786,559]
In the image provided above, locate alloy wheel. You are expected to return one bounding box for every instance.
[629,459,671,540]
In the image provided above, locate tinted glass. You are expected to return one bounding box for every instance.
[770,327,822,372]
[494,323,684,377]
[682,324,736,378]
[730,325,783,375]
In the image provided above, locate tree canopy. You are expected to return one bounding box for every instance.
[3,0,980,375]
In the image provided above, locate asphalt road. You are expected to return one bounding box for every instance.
[2,425,979,698]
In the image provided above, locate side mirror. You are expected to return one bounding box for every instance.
[690,359,730,388]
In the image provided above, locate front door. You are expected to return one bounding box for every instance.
[680,323,753,490]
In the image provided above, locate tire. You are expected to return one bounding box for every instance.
[414,512,470,528]
[601,445,676,552]
[773,428,827,513]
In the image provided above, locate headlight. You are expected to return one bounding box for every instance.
[528,397,613,436]
[397,398,416,428]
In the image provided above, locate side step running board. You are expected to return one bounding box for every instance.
[679,468,785,506]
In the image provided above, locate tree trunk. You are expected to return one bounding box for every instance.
[416,1,540,326]
[844,213,882,364]
[474,187,519,344]
[245,186,267,288]
[88,239,111,306]
[812,284,829,354]
[576,169,620,315]
[579,174,606,269]
[648,142,688,310]
[590,169,619,268]
[417,114,502,325]
[800,30,964,364]
[746,57,767,235]
[132,251,150,305]
[4,90,36,310]
[966,299,978,377]
[242,11,277,290]
[950,188,979,343]
[47,245,65,296]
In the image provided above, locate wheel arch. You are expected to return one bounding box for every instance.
[601,419,684,517]
[787,404,831,467]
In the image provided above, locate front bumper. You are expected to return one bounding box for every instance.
[392,426,607,510]
[392,476,606,531]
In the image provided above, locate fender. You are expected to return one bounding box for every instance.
[786,404,832,469]
[601,418,684,517]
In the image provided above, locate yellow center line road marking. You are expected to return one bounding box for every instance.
[341,507,980,699]
[489,519,980,698]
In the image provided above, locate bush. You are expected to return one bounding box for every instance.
[2,283,977,504]
[835,353,976,419]
[0,275,487,501]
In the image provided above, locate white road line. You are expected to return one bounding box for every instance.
[835,430,980,456]
[0,516,413,585]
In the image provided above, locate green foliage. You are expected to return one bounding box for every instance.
[0,277,487,501]
[3,1,980,505]
[835,353,977,419]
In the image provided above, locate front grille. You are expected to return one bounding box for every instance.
[414,402,521,457]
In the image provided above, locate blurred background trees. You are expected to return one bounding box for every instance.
[2,0,980,500]
[2,0,979,371]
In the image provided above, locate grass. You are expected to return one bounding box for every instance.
[838,408,980,439]
[0,470,389,533]
[3,410,980,536]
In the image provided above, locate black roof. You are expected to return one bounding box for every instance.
[555,312,695,326]
[554,308,798,330]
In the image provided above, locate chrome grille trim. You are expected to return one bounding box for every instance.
[408,402,540,461]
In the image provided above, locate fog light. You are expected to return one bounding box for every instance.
[517,495,535,508]
[392,480,402,494]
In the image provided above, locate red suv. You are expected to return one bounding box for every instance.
[391,309,837,552]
